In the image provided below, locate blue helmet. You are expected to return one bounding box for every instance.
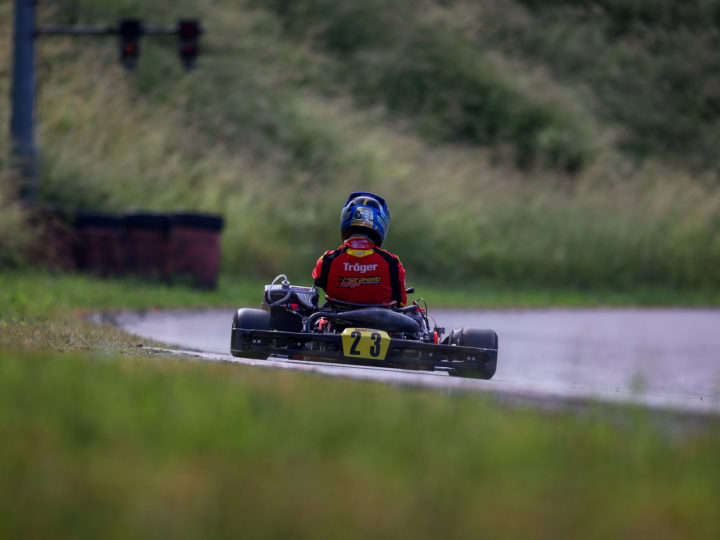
[340,192,390,246]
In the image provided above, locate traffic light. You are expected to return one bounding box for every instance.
[119,19,143,70]
[177,19,201,71]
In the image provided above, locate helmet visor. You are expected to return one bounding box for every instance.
[351,207,375,226]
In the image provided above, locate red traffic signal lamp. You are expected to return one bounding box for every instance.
[177,19,201,71]
[114,18,202,71]
[119,19,143,70]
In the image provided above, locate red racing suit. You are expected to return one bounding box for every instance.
[312,237,407,307]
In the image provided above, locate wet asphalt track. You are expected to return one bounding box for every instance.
[110,308,720,416]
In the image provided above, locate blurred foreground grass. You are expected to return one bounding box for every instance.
[1,351,719,539]
[1,271,720,538]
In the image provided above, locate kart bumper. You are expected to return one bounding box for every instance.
[230,328,497,377]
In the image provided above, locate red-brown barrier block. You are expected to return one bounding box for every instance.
[75,212,125,276]
[170,213,224,289]
[124,213,171,281]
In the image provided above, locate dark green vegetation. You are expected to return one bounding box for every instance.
[2,0,720,293]
[1,271,719,539]
[264,0,720,172]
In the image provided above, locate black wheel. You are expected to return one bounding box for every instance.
[231,308,270,359]
[451,328,498,380]
[233,308,270,330]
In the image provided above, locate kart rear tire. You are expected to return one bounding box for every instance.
[452,328,498,380]
[232,308,271,359]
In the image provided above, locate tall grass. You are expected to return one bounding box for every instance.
[463,0,720,171]
[262,0,596,172]
[0,176,36,268]
[2,0,720,292]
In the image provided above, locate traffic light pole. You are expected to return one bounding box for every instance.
[10,0,38,202]
[9,0,201,203]
[35,24,177,35]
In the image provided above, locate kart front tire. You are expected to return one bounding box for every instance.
[232,308,270,359]
[452,328,498,380]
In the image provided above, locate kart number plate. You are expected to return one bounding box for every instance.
[341,328,390,361]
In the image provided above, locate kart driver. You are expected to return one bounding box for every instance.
[313,192,407,307]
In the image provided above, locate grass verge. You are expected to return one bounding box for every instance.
[1,270,717,323]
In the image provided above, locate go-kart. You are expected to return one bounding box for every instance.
[230,275,498,379]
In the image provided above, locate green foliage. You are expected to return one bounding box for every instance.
[484,0,720,170]
[263,0,595,172]
[0,177,36,268]
[2,0,720,292]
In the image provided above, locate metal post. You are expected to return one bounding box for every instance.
[9,7,201,204]
[10,0,38,202]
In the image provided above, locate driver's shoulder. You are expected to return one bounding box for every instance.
[372,246,402,262]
